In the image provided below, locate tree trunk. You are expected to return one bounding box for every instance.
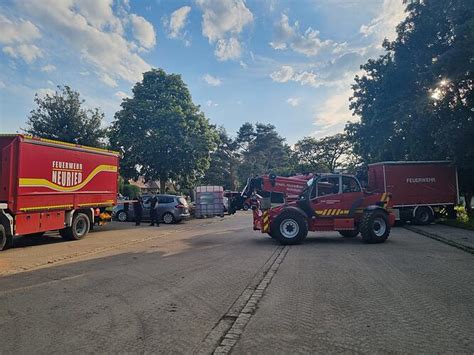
[160,179,166,194]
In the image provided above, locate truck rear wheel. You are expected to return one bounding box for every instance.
[60,213,90,241]
[271,210,308,245]
[0,225,13,251]
[414,207,434,225]
[360,210,390,244]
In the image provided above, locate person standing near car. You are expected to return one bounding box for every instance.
[133,195,143,226]
[148,193,160,227]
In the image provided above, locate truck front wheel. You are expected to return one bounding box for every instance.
[60,213,90,241]
[360,210,390,244]
[0,225,13,251]
[271,211,308,245]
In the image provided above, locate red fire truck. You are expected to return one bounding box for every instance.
[368,161,459,224]
[0,135,120,251]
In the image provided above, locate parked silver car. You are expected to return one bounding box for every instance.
[113,194,190,224]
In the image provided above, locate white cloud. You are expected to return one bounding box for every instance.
[0,14,42,63]
[0,14,41,45]
[15,0,151,85]
[166,6,191,39]
[41,64,56,72]
[203,74,222,86]
[287,97,301,107]
[313,88,355,137]
[360,0,406,43]
[3,44,43,63]
[98,72,118,87]
[196,0,253,61]
[75,0,123,34]
[206,100,218,107]
[214,37,242,61]
[0,81,6,89]
[36,88,55,98]
[270,65,317,87]
[115,91,130,100]
[270,14,342,56]
[130,14,156,49]
[239,60,247,68]
[270,65,294,83]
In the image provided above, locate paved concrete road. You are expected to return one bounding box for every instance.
[0,214,472,353]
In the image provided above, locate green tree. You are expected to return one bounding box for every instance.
[237,123,291,183]
[109,69,218,193]
[201,127,240,190]
[347,0,474,211]
[25,85,106,147]
[293,133,357,173]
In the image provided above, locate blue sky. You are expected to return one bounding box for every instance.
[0,0,406,144]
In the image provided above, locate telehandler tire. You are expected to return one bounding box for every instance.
[271,210,308,245]
[360,209,390,244]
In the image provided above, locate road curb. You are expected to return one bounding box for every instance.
[197,245,289,354]
[404,226,474,254]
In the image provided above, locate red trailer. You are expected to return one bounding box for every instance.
[368,161,459,224]
[0,134,120,250]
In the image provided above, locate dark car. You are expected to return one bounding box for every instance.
[113,194,190,224]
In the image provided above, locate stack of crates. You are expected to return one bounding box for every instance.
[195,186,224,218]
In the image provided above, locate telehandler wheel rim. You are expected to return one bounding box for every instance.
[75,218,88,237]
[280,218,299,239]
[373,217,387,237]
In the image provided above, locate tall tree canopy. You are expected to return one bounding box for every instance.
[347,0,474,210]
[201,127,240,190]
[109,68,218,193]
[237,122,291,182]
[25,85,106,147]
[293,133,357,173]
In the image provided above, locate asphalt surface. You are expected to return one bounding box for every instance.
[0,214,473,353]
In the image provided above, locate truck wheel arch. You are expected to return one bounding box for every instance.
[364,205,389,214]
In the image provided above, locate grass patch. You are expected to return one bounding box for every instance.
[439,206,474,231]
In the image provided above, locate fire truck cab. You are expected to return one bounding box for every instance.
[252,173,395,245]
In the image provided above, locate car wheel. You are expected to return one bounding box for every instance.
[116,210,128,222]
[163,212,175,224]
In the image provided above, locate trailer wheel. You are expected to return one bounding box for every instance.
[60,213,90,241]
[0,225,13,251]
[338,229,359,238]
[360,210,390,244]
[271,210,308,245]
[414,207,434,225]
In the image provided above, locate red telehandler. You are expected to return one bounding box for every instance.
[242,173,395,245]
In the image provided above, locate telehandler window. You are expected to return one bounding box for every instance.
[342,176,361,193]
[312,176,340,198]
